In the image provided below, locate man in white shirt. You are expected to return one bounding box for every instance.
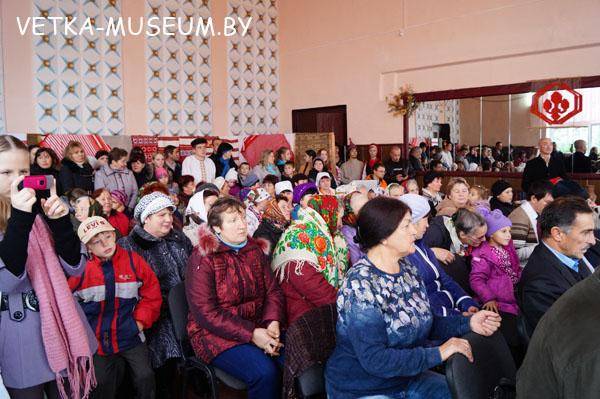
[182,137,216,185]
[439,141,454,170]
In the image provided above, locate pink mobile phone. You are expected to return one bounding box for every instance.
[22,175,54,191]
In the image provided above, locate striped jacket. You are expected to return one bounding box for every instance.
[69,245,162,355]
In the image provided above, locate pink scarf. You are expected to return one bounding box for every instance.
[26,217,96,399]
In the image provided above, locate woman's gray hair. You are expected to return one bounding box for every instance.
[453,208,485,235]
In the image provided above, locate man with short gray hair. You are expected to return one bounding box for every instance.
[518,196,595,338]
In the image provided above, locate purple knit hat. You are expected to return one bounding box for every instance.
[293,182,318,204]
[110,189,127,206]
[477,206,512,237]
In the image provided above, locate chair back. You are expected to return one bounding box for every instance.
[445,331,516,399]
[168,282,190,347]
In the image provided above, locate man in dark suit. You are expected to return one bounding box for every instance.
[522,137,567,191]
[568,139,592,173]
[518,196,595,338]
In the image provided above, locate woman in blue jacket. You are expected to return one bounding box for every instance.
[400,194,479,317]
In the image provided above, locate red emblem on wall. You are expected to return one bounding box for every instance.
[530,82,583,124]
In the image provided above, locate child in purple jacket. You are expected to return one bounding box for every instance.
[470,207,523,363]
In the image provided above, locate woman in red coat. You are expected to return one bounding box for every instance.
[185,196,285,399]
[271,195,349,325]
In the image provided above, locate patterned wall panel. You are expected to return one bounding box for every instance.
[415,100,460,142]
[228,0,279,136]
[33,0,124,135]
[0,10,6,134]
[145,0,212,136]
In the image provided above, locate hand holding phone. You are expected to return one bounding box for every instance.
[11,176,37,213]
[40,178,69,220]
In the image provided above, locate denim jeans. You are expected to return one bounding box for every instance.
[357,371,451,399]
[211,344,285,399]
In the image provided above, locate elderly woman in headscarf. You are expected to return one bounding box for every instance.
[340,191,369,265]
[118,192,193,397]
[271,195,349,325]
[253,196,291,260]
[183,188,220,247]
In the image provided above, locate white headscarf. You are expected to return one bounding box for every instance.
[185,189,214,223]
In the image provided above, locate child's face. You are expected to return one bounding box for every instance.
[86,231,117,259]
[388,186,404,199]
[239,164,250,175]
[407,182,419,194]
[469,188,481,203]
[158,176,169,185]
[75,197,91,222]
[491,226,512,247]
[284,164,295,176]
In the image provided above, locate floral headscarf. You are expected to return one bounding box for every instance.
[307,195,340,235]
[262,198,290,231]
[272,205,349,288]
[342,191,359,227]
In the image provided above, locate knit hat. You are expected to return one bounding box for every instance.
[155,167,168,179]
[491,180,512,198]
[478,206,512,237]
[224,168,238,182]
[293,182,318,204]
[134,192,176,224]
[275,180,293,195]
[78,216,115,244]
[552,179,589,200]
[241,172,259,187]
[316,172,331,185]
[399,194,430,223]
[214,176,226,191]
[423,171,443,188]
[110,189,127,206]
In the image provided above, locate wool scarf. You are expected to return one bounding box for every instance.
[26,217,95,399]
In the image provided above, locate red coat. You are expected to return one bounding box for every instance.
[279,260,338,325]
[185,224,285,363]
[108,211,131,237]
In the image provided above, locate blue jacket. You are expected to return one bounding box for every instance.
[408,240,478,316]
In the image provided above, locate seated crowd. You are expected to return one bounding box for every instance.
[1,134,599,399]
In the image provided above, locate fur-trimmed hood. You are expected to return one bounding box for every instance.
[195,223,270,257]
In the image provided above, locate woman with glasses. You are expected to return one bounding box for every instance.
[423,208,488,295]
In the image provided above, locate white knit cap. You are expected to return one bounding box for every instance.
[214,176,226,190]
[398,193,431,223]
[275,180,293,195]
[134,192,175,224]
[316,172,331,184]
[224,168,238,182]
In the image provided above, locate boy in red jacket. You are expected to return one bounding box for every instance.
[71,216,162,399]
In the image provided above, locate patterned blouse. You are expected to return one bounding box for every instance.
[325,256,470,399]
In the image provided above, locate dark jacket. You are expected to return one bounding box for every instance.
[422,216,475,296]
[118,225,193,367]
[210,154,238,178]
[568,151,592,173]
[383,159,406,184]
[522,155,567,191]
[517,243,590,338]
[407,240,478,317]
[517,269,600,399]
[185,224,285,363]
[252,219,284,260]
[489,197,516,217]
[58,159,94,195]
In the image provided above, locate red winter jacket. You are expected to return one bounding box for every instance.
[108,211,131,237]
[68,245,162,355]
[185,224,285,363]
[279,260,338,325]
